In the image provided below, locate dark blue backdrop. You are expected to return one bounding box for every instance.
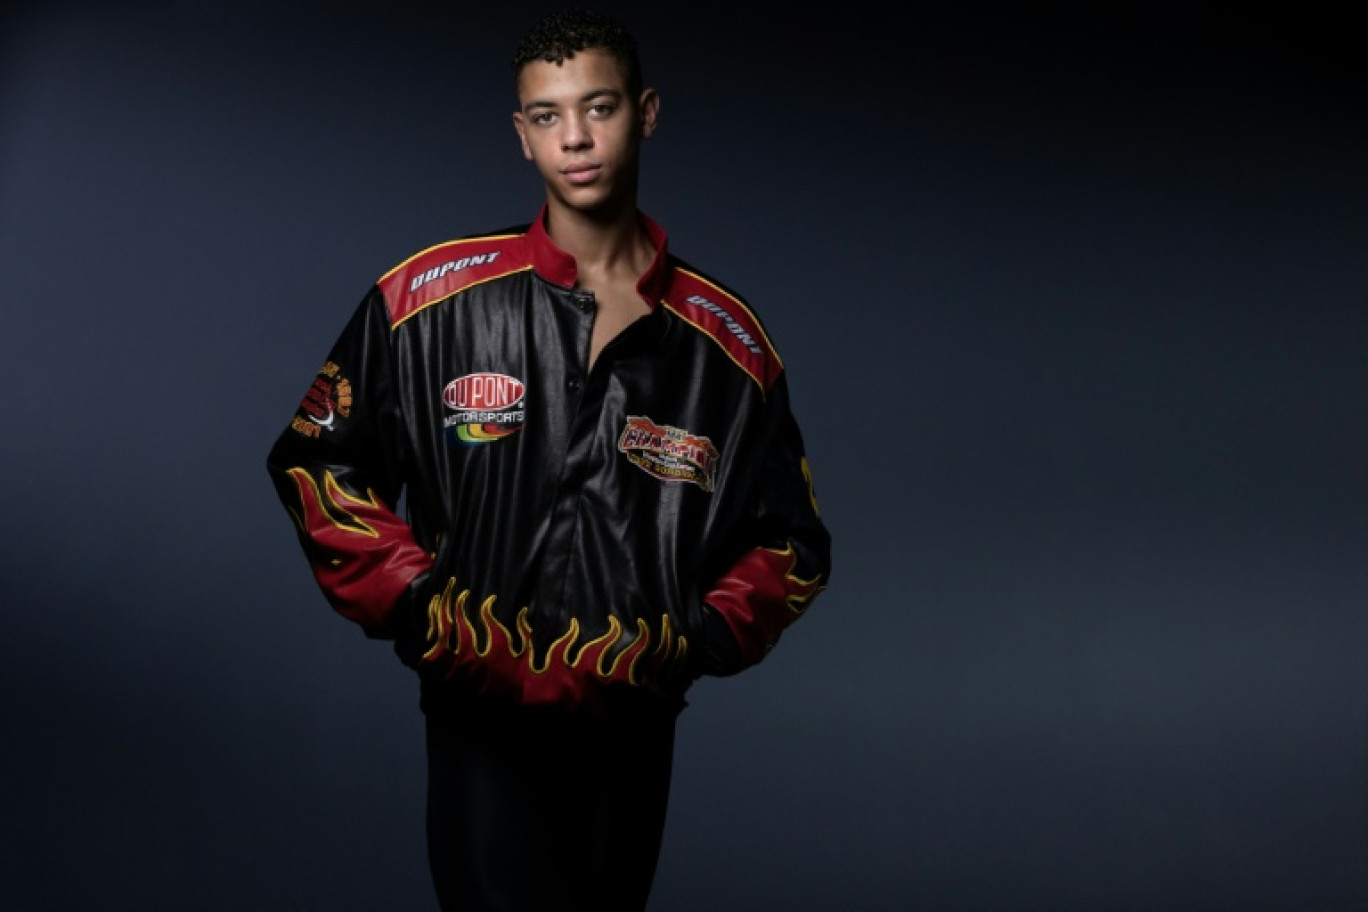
[1,2,1364,909]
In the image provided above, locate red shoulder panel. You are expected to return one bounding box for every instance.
[663,267,783,392]
[378,232,530,328]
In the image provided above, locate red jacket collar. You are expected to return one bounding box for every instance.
[523,205,672,308]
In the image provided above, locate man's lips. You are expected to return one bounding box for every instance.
[562,164,600,185]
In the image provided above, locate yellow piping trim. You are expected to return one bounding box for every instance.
[801,456,821,517]
[377,233,523,283]
[661,301,768,394]
[675,266,785,371]
[391,265,533,330]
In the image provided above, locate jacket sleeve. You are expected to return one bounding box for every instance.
[701,372,832,674]
[265,287,433,638]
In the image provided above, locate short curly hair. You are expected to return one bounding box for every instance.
[512,8,643,97]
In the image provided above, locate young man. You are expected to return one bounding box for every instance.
[266,8,831,910]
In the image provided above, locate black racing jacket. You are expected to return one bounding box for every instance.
[266,207,831,714]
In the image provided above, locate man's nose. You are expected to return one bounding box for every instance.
[561,113,592,150]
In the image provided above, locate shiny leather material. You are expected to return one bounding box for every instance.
[267,207,831,713]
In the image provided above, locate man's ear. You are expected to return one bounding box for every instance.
[512,112,534,160]
[639,88,660,139]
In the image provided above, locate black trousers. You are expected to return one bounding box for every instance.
[424,701,678,912]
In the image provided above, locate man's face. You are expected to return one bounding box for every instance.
[512,49,658,216]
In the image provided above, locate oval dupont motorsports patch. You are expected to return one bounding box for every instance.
[443,372,525,410]
[442,372,527,444]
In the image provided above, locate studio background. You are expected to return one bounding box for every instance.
[1,2,1363,910]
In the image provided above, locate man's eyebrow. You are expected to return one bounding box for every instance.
[522,88,623,112]
[580,88,623,102]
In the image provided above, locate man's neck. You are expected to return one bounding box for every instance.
[543,198,654,281]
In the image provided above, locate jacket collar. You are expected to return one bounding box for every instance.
[524,205,672,309]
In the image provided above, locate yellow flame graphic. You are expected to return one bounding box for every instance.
[761,542,826,613]
[421,577,689,687]
[286,467,382,538]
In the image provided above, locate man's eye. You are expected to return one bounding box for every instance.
[533,112,556,125]
[589,104,615,117]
